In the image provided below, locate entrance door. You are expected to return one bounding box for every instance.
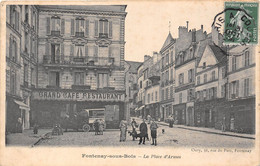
[187,107,193,126]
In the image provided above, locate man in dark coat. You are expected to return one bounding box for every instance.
[139,119,148,145]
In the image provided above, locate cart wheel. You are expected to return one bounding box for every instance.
[83,124,90,132]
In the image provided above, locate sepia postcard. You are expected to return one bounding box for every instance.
[0,0,259,166]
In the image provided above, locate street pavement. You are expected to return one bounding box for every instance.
[37,119,254,148]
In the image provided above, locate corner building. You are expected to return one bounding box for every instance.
[32,5,127,128]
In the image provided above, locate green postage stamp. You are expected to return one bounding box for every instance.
[224,2,258,44]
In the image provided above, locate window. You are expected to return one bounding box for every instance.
[25,32,29,53]
[31,68,35,86]
[75,45,84,57]
[170,86,173,99]
[148,93,150,103]
[166,88,169,100]
[161,57,165,68]
[51,44,60,63]
[188,69,194,83]
[222,67,226,78]
[179,93,182,103]
[170,68,173,81]
[166,53,169,65]
[161,89,164,101]
[204,74,207,83]
[199,91,203,101]
[187,89,194,101]
[10,6,19,31]
[49,72,60,87]
[245,51,250,67]
[155,91,158,101]
[24,64,28,86]
[9,36,18,62]
[232,56,237,71]
[203,62,206,69]
[170,50,173,63]
[98,73,108,88]
[140,81,142,88]
[10,71,16,95]
[221,85,225,98]
[197,76,200,85]
[97,19,112,38]
[151,93,154,102]
[75,18,85,37]
[211,71,215,80]
[229,81,239,98]
[166,70,169,81]
[179,73,184,85]
[244,78,249,97]
[74,72,84,85]
[51,17,61,34]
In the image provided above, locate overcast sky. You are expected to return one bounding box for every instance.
[124,1,224,62]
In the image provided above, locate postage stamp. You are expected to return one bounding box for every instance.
[224,2,258,44]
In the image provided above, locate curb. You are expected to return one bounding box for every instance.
[157,122,255,140]
[31,132,52,147]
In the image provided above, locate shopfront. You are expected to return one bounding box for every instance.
[173,103,186,125]
[31,89,125,129]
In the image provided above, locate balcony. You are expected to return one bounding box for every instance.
[71,85,91,90]
[75,32,84,37]
[99,33,108,38]
[51,31,60,36]
[43,55,115,68]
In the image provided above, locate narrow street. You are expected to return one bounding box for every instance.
[38,119,254,148]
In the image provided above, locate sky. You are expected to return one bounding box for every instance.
[124,1,224,62]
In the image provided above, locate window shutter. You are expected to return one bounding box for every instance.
[61,19,65,35]
[71,19,74,35]
[236,80,239,97]
[85,20,89,37]
[85,45,88,57]
[45,43,49,55]
[108,21,113,37]
[9,36,12,58]
[61,43,64,61]
[94,20,98,37]
[46,17,50,35]
[70,44,74,56]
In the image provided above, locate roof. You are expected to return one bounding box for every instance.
[160,32,175,52]
[126,61,142,73]
[208,44,227,63]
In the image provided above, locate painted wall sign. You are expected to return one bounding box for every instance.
[32,90,125,102]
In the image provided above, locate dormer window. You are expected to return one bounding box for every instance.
[203,62,206,69]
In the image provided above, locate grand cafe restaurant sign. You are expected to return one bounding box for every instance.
[32,90,125,102]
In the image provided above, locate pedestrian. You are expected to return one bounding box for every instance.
[147,114,151,124]
[33,122,39,134]
[169,115,174,128]
[94,119,100,135]
[99,119,104,135]
[119,120,127,142]
[16,118,22,133]
[131,118,138,141]
[139,119,148,145]
[222,117,226,132]
[150,118,158,146]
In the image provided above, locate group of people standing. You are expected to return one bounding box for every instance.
[119,118,158,146]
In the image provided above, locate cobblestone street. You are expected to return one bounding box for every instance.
[38,122,254,148]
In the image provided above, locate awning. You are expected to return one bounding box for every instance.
[138,105,145,110]
[14,100,30,111]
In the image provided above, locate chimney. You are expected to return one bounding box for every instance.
[186,21,189,30]
[201,25,203,31]
[144,55,151,62]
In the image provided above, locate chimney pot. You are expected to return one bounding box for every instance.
[186,21,189,30]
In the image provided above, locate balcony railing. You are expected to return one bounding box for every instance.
[75,32,84,37]
[99,33,108,38]
[43,55,115,67]
[51,31,61,36]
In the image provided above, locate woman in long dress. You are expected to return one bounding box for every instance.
[119,120,127,142]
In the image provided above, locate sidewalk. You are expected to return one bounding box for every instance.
[6,129,52,147]
[156,120,255,139]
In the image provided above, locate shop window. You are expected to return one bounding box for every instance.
[98,73,108,88]
[74,72,84,85]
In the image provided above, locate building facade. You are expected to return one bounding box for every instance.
[174,24,207,125]
[6,5,38,132]
[28,5,127,129]
[159,33,175,121]
[124,61,142,122]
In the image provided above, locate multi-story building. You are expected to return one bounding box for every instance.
[136,63,144,118]
[124,61,142,122]
[225,45,255,133]
[30,5,127,128]
[6,5,38,132]
[194,43,227,128]
[159,33,176,121]
[174,24,207,125]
